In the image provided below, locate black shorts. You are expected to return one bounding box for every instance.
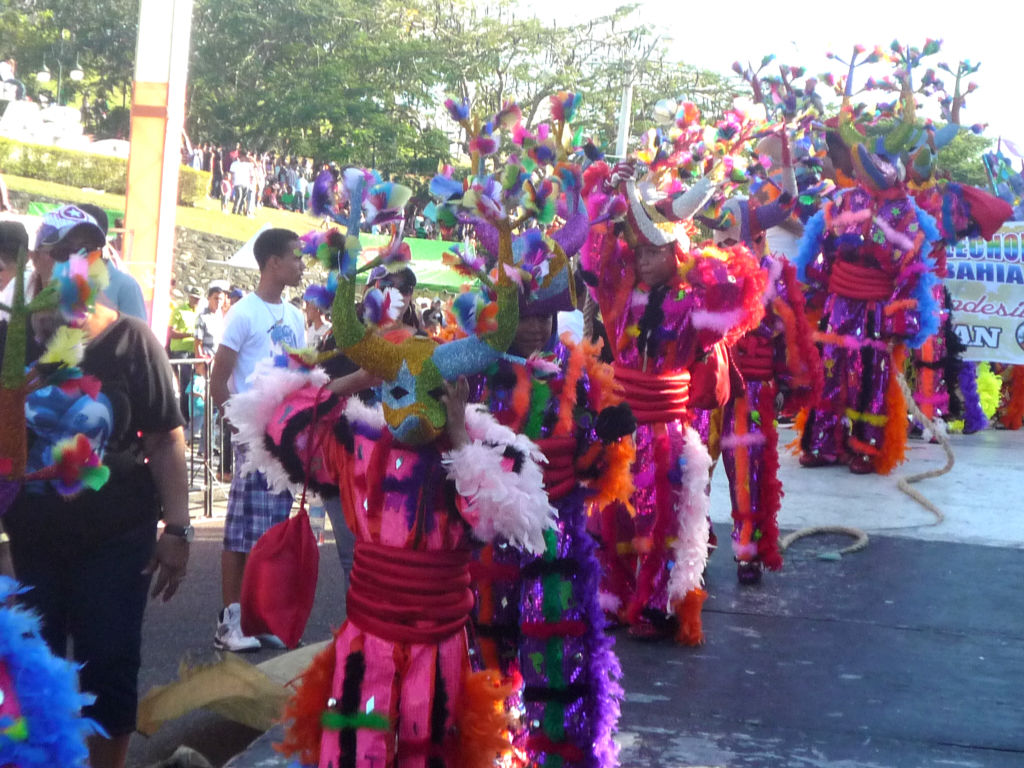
[11,520,156,736]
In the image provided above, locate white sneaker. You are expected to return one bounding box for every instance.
[213,603,261,652]
[256,634,287,650]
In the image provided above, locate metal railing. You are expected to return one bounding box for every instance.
[168,355,228,518]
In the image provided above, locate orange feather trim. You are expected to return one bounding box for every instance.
[276,630,341,765]
[847,435,880,457]
[786,407,808,455]
[587,436,637,516]
[874,344,908,475]
[673,588,707,646]
[511,365,532,431]
[731,398,753,553]
[1000,365,1024,430]
[574,442,603,476]
[556,334,586,438]
[777,260,824,406]
[582,340,623,411]
[454,667,520,768]
[883,299,918,316]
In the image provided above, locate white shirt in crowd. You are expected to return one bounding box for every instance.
[219,292,304,395]
[229,158,254,188]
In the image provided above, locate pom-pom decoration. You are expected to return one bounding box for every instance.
[363,182,413,227]
[549,91,579,124]
[37,326,86,368]
[46,433,110,498]
[361,287,404,328]
[445,97,471,124]
[51,251,109,327]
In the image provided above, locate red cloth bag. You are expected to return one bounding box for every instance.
[240,507,319,648]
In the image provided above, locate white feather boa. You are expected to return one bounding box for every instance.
[443,405,557,555]
[666,426,714,608]
[224,362,330,494]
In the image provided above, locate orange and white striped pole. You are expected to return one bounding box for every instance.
[122,0,194,341]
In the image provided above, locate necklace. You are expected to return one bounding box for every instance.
[258,295,285,333]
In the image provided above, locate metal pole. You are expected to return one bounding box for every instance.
[203,358,213,518]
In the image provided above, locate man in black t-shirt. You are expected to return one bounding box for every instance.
[2,207,190,768]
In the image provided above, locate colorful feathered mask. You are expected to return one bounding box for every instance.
[324,170,519,445]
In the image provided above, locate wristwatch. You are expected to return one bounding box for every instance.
[163,522,195,542]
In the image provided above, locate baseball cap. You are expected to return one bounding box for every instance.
[0,220,29,261]
[36,205,106,251]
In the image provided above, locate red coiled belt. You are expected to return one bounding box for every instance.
[828,260,894,301]
[613,364,691,424]
[732,342,774,381]
[345,542,474,644]
[536,436,576,501]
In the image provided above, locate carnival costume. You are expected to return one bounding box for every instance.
[462,173,633,765]
[908,166,1013,432]
[580,103,767,643]
[228,170,556,768]
[702,187,822,584]
[795,97,942,474]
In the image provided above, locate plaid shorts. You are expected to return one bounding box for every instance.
[224,445,293,553]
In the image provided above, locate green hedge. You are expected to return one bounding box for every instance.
[0,137,211,206]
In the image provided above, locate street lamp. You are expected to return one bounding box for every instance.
[35,30,81,105]
[69,56,84,82]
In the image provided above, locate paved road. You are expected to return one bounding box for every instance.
[128,429,1024,767]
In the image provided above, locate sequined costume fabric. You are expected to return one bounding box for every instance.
[236,382,553,768]
[798,185,936,465]
[722,257,820,569]
[468,340,626,768]
[580,216,765,637]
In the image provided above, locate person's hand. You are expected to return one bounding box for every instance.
[144,532,190,602]
[442,377,470,449]
[609,161,635,189]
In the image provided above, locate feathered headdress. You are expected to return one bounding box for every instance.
[325,167,520,445]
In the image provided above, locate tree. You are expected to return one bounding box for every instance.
[937,131,992,187]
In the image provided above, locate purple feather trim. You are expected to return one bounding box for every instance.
[310,171,336,218]
[562,495,622,768]
[959,361,988,433]
[471,217,502,263]
[550,210,590,257]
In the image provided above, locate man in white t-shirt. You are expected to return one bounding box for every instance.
[229,151,255,216]
[210,228,305,651]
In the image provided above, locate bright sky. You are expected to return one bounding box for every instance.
[517,0,1022,154]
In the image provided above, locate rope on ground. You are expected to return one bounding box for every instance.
[779,526,869,561]
[894,367,953,525]
[777,368,952,560]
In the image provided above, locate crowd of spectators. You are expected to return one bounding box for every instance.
[182,143,315,216]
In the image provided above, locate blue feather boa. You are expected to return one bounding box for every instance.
[794,208,827,283]
[0,577,100,767]
[907,202,942,349]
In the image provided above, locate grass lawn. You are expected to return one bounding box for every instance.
[4,173,319,243]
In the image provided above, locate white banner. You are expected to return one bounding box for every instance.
[947,221,1024,364]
